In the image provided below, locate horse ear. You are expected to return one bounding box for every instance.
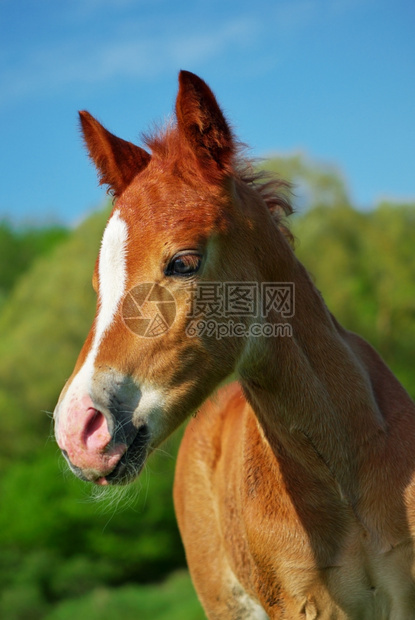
[79,111,151,197]
[175,71,235,183]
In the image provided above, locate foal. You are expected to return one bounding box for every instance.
[54,71,415,619]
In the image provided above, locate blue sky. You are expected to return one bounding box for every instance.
[1,0,414,225]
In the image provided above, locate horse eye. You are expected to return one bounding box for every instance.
[166,253,202,277]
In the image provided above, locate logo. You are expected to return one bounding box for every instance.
[122,283,176,338]
[122,281,294,340]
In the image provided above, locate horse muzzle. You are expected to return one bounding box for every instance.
[54,376,152,485]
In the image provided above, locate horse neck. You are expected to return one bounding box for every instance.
[237,237,388,504]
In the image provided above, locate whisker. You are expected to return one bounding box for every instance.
[152,446,175,461]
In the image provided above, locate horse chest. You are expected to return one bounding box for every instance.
[240,505,415,619]
[281,548,415,619]
[232,412,415,617]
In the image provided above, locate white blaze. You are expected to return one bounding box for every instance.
[94,209,129,354]
[54,210,129,425]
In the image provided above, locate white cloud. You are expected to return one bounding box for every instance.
[0,0,372,108]
[0,13,258,107]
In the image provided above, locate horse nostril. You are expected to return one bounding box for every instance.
[82,408,112,452]
[83,408,101,439]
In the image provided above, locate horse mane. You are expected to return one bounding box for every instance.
[142,122,294,244]
[236,160,294,244]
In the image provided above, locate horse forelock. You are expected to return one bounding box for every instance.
[141,122,294,244]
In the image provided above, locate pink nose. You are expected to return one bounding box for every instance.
[56,394,127,478]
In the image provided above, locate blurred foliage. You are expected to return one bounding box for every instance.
[0,219,68,310]
[45,571,204,620]
[262,152,351,210]
[293,201,415,391]
[0,154,414,619]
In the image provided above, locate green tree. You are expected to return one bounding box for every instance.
[293,201,415,395]
[262,152,351,211]
[0,219,68,308]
